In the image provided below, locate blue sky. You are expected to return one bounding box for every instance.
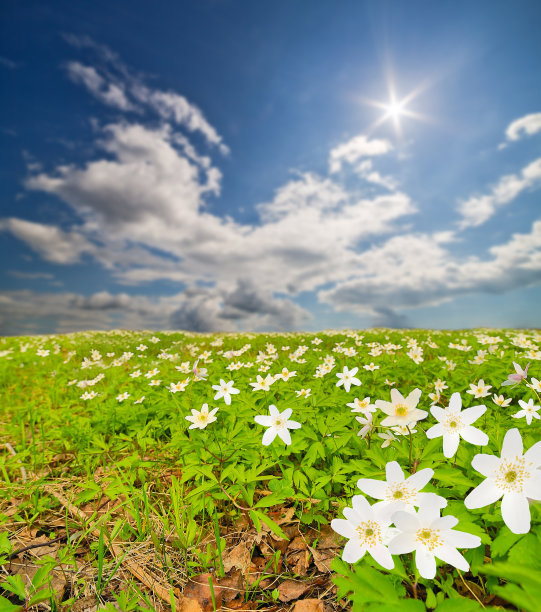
[1,0,540,334]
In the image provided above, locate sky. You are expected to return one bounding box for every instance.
[1,0,540,335]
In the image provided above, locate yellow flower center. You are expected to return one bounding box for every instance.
[355,521,382,547]
[416,527,442,551]
[395,404,408,416]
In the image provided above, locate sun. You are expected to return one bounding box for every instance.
[358,74,433,137]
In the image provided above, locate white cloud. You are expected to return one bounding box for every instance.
[505,112,541,142]
[457,157,541,228]
[329,135,393,173]
[319,220,541,318]
[0,217,95,264]
[66,62,134,111]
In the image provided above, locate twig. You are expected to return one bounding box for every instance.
[457,569,485,609]
[6,534,67,561]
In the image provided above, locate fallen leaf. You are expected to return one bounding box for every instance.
[180,596,204,612]
[183,573,223,612]
[222,541,252,574]
[308,546,337,573]
[293,599,325,612]
[277,579,311,602]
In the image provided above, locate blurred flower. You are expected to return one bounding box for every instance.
[512,399,540,425]
[347,397,375,414]
[492,394,512,407]
[501,362,529,387]
[336,366,361,392]
[466,379,492,398]
[212,379,240,405]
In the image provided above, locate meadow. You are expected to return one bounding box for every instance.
[0,328,540,612]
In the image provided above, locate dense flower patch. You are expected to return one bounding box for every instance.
[0,328,540,610]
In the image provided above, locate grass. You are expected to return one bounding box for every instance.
[0,328,540,611]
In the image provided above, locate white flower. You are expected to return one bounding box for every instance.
[364,363,379,371]
[116,392,130,402]
[379,431,397,448]
[185,404,218,430]
[389,497,481,579]
[356,413,373,438]
[254,405,301,446]
[466,379,492,398]
[425,392,489,458]
[212,379,240,405]
[527,377,541,393]
[375,388,427,427]
[134,396,145,404]
[295,388,311,398]
[249,374,274,392]
[512,399,540,425]
[81,391,98,400]
[347,397,375,414]
[336,366,361,392]
[492,394,512,407]
[169,379,189,393]
[501,362,529,387]
[276,367,296,381]
[464,428,541,534]
[331,495,395,570]
[357,461,447,514]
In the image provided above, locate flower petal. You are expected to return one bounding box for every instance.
[415,548,437,579]
[524,441,541,467]
[281,408,293,421]
[277,428,292,445]
[391,510,420,532]
[385,461,405,483]
[523,471,541,500]
[501,493,531,534]
[406,388,422,408]
[330,518,357,539]
[443,432,460,458]
[405,468,434,492]
[444,529,481,549]
[286,419,302,430]
[461,426,489,447]
[369,543,394,570]
[461,404,486,425]
[431,515,458,530]
[254,415,273,426]
[501,428,523,458]
[436,544,469,572]
[388,532,416,555]
[426,423,444,439]
[268,405,280,417]
[351,495,372,520]
[448,392,462,412]
[343,540,365,563]
[465,478,502,509]
[356,478,388,500]
[471,453,500,477]
[262,428,277,446]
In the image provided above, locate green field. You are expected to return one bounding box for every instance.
[1,329,540,611]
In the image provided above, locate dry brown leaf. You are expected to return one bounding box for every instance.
[293,599,325,612]
[183,573,223,612]
[288,535,308,551]
[222,541,252,574]
[307,546,337,573]
[314,525,340,549]
[179,596,204,612]
[277,579,311,602]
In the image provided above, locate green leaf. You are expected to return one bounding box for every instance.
[252,510,288,540]
[0,596,23,612]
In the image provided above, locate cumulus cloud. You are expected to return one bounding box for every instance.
[329,135,393,173]
[0,217,95,264]
[63,36,228,153]
[457,157,541,228]
[66,61,134,111]
[319,220,541,315]
[505,112,541,142]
